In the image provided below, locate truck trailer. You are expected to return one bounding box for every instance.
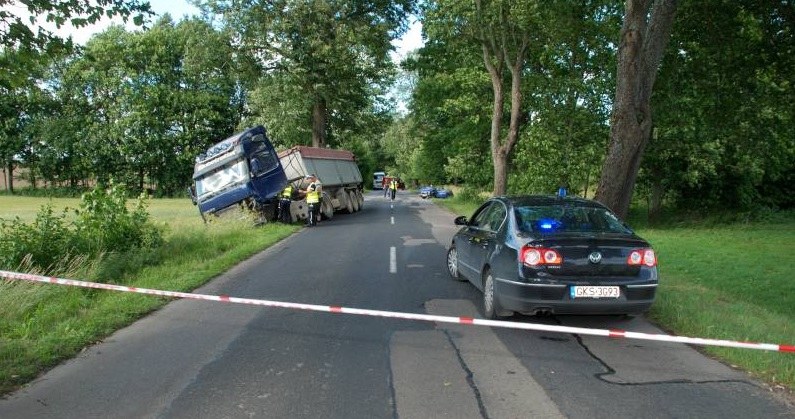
[191,126,363,223]
[278,146,364,222]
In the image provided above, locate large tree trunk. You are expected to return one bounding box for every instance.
[3,162,14,193]
[311,99,327,148]
[484,41,526,197]
[485,45,506,196]
[594,0,677,218]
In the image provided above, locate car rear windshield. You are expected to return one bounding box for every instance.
[515,205,632,234]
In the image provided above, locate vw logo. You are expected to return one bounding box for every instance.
[588,252,602,264]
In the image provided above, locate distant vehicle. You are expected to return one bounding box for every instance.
[373,171,385,189]
[433,188,453,199]
[419,185,436,199]
[446,195,658,319]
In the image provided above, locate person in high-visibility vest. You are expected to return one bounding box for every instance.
[306,183,320,226]
[389,178,398,201]
[279,184,295,223]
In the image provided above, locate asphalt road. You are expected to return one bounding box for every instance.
[1,191,793,418]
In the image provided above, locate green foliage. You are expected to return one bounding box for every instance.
[0,205,71,272]
[72,182,163,254]
[643,0,794,212]
[211,0,414,147]
[25,17,242,196]
[0,183,162,274]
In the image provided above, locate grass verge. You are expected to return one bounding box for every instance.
[0,197,300,394]
[435,195,795,391]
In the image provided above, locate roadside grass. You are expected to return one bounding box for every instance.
[436,195,795,391]
[0,197,300,394]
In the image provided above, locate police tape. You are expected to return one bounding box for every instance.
[1,270,793,353]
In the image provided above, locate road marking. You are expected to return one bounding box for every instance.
[390,247,397,273]
[391,216,395,225]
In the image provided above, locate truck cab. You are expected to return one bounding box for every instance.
[192,126,287,221]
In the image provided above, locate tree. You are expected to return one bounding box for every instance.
[594,0,678,218]
[425,0,549,195]
[403,33,493,187]
[640,0,794,215]
[205,0,413,148]
[0,0,151,88]
[41,17,241,194]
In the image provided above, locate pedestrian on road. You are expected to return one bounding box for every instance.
[389,178,398,201]
[302,174,322,226]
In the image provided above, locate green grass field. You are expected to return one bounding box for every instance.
[1,195,793,395]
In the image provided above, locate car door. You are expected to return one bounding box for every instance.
[456,202,495,282]
[467,202,507,289]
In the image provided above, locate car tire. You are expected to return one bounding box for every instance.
[483,269,512,319]
[446,247,465,281]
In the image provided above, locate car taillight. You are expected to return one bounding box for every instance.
[520,247,562,266]
[627,249,657,267]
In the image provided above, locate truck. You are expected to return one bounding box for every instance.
[191,125,364,223]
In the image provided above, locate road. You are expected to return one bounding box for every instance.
[1,191,793,418]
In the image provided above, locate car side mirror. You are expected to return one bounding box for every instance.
[454,215,468,225]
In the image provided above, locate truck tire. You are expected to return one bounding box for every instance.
[321,195,334,220]
[343,191,353,213]
[349,191,359,212]
[356,190,364,209]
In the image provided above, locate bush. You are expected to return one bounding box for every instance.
[0,182,163,275]
[71,182,163,254]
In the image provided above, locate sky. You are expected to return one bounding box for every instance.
[45,1,424,61]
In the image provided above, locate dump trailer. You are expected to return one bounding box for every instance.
[191,126,287,222]
[278,146,364,221]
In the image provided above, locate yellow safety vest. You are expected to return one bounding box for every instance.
[390,180,397,190]
[307,190,320,204]
[281,185,293,198]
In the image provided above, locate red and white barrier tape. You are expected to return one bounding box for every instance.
[1,270,793,353]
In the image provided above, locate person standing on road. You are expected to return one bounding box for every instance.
[279,183,296,223]
[302,174,322,226]
[389,178,398,201]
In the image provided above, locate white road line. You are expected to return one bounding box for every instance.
[390,246,397,273]
[391,216,395,225]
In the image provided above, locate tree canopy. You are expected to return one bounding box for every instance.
[0,0,791,216]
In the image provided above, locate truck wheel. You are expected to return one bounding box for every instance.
[343,191,354,213]
[356,190,364,209]
[349,191,359,212]
[321,195,334,220]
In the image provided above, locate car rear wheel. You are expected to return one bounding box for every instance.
[483,269,512,319]
[446,247,464,281]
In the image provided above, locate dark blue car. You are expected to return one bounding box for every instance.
[433,188,453,199]
[419,185,436,199]
[446,195,658,319]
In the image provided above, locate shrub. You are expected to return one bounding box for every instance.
[0,182,163,275]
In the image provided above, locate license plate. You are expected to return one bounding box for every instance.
[570,286,620,299]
